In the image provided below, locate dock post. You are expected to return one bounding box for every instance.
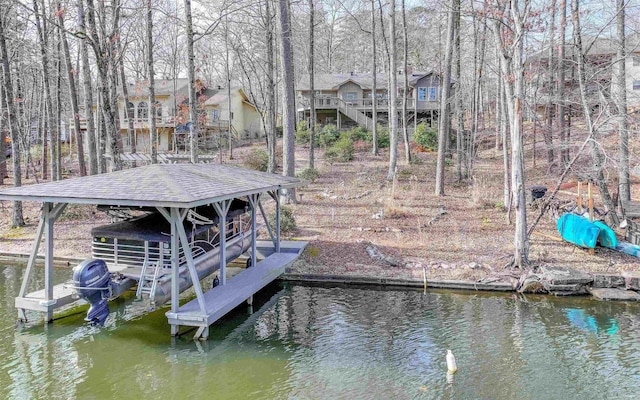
[214,200,232,285]
[170,208,180,336]
[17,209,46,321]
[44,202,54,323]
[275,190,281,253]
[248,194,258,269]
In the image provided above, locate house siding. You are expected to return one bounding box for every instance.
[414,75,440,110]
[338,81,363,101]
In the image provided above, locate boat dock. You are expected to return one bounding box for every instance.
[0,163,307,338]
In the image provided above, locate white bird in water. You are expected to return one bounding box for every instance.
[446,349,458,374]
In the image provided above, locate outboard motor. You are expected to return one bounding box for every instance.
[73,259,112,325]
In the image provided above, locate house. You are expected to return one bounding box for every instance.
[527,33,640,118]
[73,79,264,153]
[296,71,445,130]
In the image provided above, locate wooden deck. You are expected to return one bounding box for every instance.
[621,201,640,218]
[15,281,78,313]
[166,251,300,328]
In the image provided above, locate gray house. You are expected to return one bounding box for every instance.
[296,71,446,130]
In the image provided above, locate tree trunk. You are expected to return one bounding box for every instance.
[401,0,411,164]
[0,82,5,185]
[278,0,296,202]
[58,0,86,176]
[78,0,98,175]
[544,0,556,167]
[265,0,277,173]
[33,0,59,181]
[570,0,619,227]
[500,77,510,211]
[386,0,398,181]
[435,0,456,195]
[184,0,199,163]
[614,0,629,202]
[0,13,24,226]
[370,0,378,156]
[308,0,316,169]
[557,0,568,167]
[454,0,463,181]
[118,35,136,155]
[147,0,158,163]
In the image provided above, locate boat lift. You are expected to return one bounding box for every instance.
[0,163,306,339]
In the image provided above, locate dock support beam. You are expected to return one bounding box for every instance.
[169,207,180,336]
[213,200,232,286]
[248,194,259,269]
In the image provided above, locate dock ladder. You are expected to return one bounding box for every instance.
[136,260,161,301]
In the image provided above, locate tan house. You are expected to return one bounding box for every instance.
[74,79,264,153]
[296,71,445,130]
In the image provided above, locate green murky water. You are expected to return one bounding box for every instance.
[1,263,640,399]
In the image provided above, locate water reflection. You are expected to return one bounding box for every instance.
[2,264,640,399]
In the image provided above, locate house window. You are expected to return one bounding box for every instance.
[417,87,427,101]
[428,87,438,101]
[343,92,357,101]
[126,102,134,119]
[153,101,162,117]
[634,81,640,90]
[137,101,148,120]
[210,109,219,121]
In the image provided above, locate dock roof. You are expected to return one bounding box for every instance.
[0,164,303,208]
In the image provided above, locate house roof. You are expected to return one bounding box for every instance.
[202,88,251,106]
[528,34,640,63]
[297,72,437,91]
[0,164,303,208]
[123,79,190,98]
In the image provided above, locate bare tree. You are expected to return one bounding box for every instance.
[613,0,629,202]
[279,0,296,201]
[570,0,618,228]
[147,0,158,163]
[0,10,24,226]
[308,0,316,170]
[370,0,378,156]
[33,0,60,180]
[387,0,398,181]
[184,0,198,163]
[266,0,277,173]
[435,0,456,195]
[78,0,98,175]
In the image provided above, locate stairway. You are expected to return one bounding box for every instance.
[337,99,375,130]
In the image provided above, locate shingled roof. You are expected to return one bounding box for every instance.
[297,72,436,91]
[0,164,303,208]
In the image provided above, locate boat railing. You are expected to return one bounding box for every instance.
[92,213,258,270]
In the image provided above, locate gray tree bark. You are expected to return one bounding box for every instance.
[278,0,296,202]
[184,0,199,163]
[370,0,378,156]
[557,0,568,167]
[265,0,277,173]
[147,0,158,163]
[435,0,455,195]
[78,0,98,175]
[0,12,24,226]
[544,0,556,167]
[387,0,398,181]
[33,0,59,181]
[614,0,629,202]
[571,0,619,227]
[58,0,86,176]
[308,0,316,169]
[401,0,410,164]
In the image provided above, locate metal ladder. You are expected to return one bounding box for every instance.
[136,260,161,301]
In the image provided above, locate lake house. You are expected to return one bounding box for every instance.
[296,71,446,130]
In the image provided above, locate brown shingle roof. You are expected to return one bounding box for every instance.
[0,164,303,207]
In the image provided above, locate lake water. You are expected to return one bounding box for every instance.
[1,263,640,399]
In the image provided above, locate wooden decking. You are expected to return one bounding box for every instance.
[621,201,640,218]
[15,282,78,313]
[166,251,300,328]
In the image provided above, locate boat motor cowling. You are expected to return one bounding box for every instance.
[72,259,112,325]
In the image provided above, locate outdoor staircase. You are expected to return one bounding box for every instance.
[337,99,375,130]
